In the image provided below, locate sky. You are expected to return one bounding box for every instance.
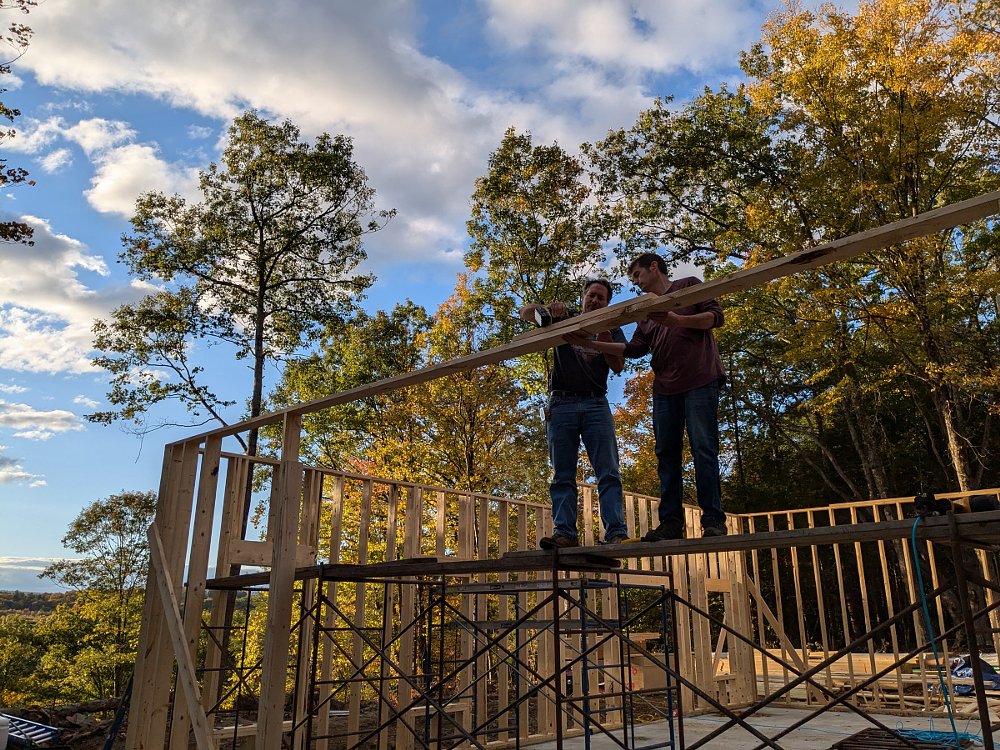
[0,0,805,592]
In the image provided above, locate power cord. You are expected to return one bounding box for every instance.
[896,516,983,748]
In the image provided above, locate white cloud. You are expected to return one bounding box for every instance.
[187,124,212,139]
[6,116,69,153]
[63,117,136,157]
[9,115,135,157]
[485,0,761,73]
[3,70,22,90]
[14,2,603,270]
[0,308,95,373]
[85,142,200,216]
[73,395,100,409]
[9,115,198,215]
[0,557,65,572]
[0,399,83,436]
[0,449,42,484]
[0,214,146,375]
[0,384,28,394]
[0,557,67,591]
[39,147,73,172]
[53,121,204,217]
[13,0,778,279]
[13,429,57,440]
[0,213,111,308]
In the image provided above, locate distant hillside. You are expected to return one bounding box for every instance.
[0,590,74,615]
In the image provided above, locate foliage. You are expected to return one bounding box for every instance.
[613,371,659,498]
[0,493,155,705]
[275,278,548,499]
[38,490,156,700]
[0,590,72,615]
[403,276,546,495]
[89,110,393,445]
[271,301,431,469]
[41,490,155,593]
[588,0,1000,500]
[0,0,36,245]
[467,127,606,317]
[467,128,610,391]
[0,613,40,704]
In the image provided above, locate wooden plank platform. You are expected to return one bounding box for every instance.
[204,511,1000,591]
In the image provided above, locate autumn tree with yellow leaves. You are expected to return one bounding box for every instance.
[590,0,1000,502]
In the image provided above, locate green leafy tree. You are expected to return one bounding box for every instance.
[40,490,156,700]
[0,613,40,704]
[740,0,1000,492]
[271,301,432,470]
[467,128,608,393]
[612,371,659,498]
[404,276,546,496]
[0,0,36,245]
[90,110,393,463]
[274,279,547,498]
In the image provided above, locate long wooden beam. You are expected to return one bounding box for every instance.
[203,510,1000,590]
[173,190,1000,446]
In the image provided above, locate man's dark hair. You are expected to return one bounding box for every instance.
[583,277,613,300]
[628,252,669,275]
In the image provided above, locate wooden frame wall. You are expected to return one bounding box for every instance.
[738,489,1000,715]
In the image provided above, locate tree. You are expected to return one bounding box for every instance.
[274,278,547,498]
[467,128,608,393]
[739,0,1000,492]
[40,490,156,699]
[0,614,40,704]
[90,110,393,460]
[588,0,1000,498]
[613,371,659,498]
[0,0,36,245]
[270,300,433,470]
[404,276,546,496]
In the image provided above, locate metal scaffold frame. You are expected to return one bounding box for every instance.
[180,509,1000,750]
[290,563,680,750]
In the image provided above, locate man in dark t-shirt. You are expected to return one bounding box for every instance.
[519,279,629,549]
[626,253,727,539]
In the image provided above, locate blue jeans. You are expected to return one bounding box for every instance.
[652,381,725,530]
[547,395,627,540]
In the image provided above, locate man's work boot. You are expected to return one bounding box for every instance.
[642,520,685,542]
[539,534,579,550]
[701,520,729,538]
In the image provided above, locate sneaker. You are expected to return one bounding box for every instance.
[642,521,685,542]
[701,521,729,538]
[602,532,630,545]
[539,534,579,550]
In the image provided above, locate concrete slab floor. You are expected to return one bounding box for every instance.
[529,707,998,749]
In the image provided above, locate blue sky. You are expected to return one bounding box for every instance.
[0,0,802,591]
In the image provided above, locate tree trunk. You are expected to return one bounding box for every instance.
[842,373,890,499]
[933,386,972,491]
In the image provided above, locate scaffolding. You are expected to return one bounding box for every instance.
[137,469,1000,749]
[288,567,681,750]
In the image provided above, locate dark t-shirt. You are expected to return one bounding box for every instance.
[623,276,725,395]
[550,324,627,395]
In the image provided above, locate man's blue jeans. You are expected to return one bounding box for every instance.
[547,395,627,541]
[652,381,725,530]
